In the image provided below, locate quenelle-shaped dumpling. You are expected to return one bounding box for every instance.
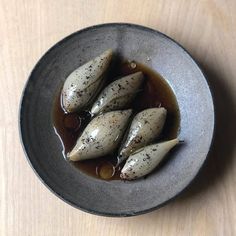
[62,49,112,113]
[120,138,179,180]
[91,72,144,115]
[117,107,167,165]
[67,109,132,161]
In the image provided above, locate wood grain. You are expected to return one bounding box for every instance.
[0,0,236,235]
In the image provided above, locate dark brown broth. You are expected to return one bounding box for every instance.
[53,61,180,180]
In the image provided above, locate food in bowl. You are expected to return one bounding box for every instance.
[62,49,112,112]
[67,110,132,161]
[53,49,180,180]
[117,107,167,165]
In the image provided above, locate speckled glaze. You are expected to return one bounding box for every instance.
[118,107,167,164]
[62,49,112,112]
[91,71,144,115]
[19,23,214,217]
[68,110,132,161]
[121,139,179,180]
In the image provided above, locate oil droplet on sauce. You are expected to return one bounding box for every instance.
[96,162,115,180]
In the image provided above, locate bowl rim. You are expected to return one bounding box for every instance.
[19,22,215,217]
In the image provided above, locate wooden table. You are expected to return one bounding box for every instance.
[1,0,236,235]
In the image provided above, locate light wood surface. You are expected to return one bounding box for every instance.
[1,0,236,235]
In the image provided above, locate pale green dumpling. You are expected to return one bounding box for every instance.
[118,107,167,165]
[62,49,112,112]
[120,139,179,180]
[68,109,132,161]
[91,72,144,115]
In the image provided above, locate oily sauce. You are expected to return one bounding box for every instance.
[53,61,180,180]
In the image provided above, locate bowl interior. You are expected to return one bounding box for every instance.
[20,24,214,216]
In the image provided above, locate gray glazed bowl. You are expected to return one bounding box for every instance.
[19,23,214,217]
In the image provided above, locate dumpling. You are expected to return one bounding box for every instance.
[62,49,112,112]
[67,109,132,161]
[91,72,144,115]
[118,107,167,165]
[120,139,179,180]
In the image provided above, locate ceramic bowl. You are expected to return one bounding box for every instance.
[19,23,214,216]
